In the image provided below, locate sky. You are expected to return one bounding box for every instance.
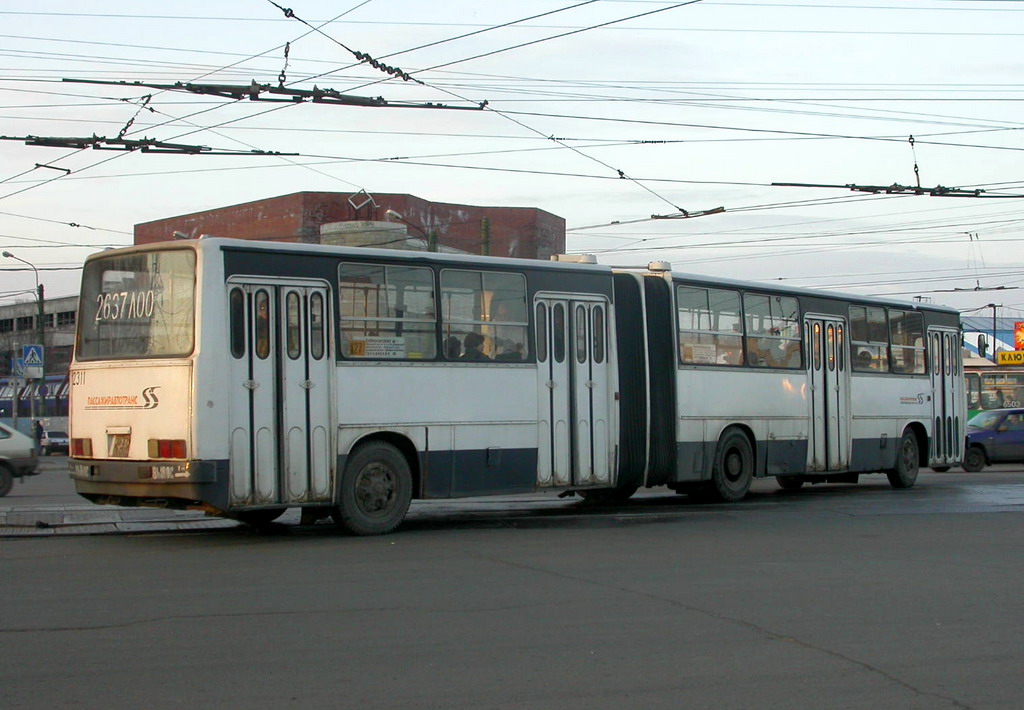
[1,0,1023,326]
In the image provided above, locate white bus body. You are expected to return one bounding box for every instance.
[69,238,964,534]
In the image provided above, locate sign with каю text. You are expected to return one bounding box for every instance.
[997,350,1024,366]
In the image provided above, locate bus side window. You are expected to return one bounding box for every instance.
[286,291,301,360]
[553,303,566,363]
[593,305,605,364]
[536,302,548,362]
[310,292,325,360]
[254,289,271,360]
[229,287,245,359]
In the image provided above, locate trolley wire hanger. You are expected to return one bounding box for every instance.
[62,78,487,111]
[770,181,1024,198]
[651,206,726,220]
[0,134,296,156]
[775,135,1024,198]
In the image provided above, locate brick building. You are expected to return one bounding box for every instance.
[134,191,566,259]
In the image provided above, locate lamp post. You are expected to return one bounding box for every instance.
[385,209,438,252]
[2,251,45,427]
[986,302,1001,363]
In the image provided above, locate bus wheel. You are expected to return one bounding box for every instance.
[930,466,951,473]
[0,465,13,497]
[961,446,986,473]
[886,430,920,489]
[776,475,804,490]
[336,441,412,536]
[578,486,638,505]
[708,429,754,502]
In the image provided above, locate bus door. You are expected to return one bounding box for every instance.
[535,296,613,488]
[806,317,850,471]
[227,280,333,508]
[929,328,963,466]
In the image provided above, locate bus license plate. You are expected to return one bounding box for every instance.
[110,434,131,458]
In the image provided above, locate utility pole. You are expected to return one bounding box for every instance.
[2,251,44,429]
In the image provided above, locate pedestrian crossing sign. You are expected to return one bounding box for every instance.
[22,344,43,378]
[23,344,43,366]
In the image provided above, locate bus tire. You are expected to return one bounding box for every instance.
[708,429,754,502]
[886,430,920,489]
[961,446,986,473]
[577,486,638,505]
[335,441,412,536]
[776,475,804,490]
[930,466,951,473]
[0,464,12,497]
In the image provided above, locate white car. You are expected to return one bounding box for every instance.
[0,421,40,496]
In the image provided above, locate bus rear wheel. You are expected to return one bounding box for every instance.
[886,430,920,489]
[707,429,754,502]
[335,441,412,536]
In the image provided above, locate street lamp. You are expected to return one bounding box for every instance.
[384,209,438,252]
[986,303,1001,363]
[2,251,45,426]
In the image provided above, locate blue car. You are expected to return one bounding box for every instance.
[963,408,1024,472]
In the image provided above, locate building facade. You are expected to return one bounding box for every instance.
[0,294,78,422]
[134,191,566,259]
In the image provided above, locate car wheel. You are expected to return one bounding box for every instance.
[0,465,13,497]
[962,446,986,473]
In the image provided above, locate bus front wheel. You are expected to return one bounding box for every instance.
[886,430,920,489]
[335,441,412,536]
[707,429,754,502]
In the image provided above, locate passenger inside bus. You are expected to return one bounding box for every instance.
[856,350,875,370]
[492,302,525,360]
[445,335,462,359]
[766,340,801,368]
[461,332,489,360]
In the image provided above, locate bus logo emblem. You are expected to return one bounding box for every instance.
[85,386,161,410]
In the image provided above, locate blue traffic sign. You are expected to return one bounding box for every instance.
[22,344,43,378]
[23,344,43,367]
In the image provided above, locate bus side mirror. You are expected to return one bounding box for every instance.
[978,334,988,358]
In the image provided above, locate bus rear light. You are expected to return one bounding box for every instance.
[148,439,187,459]
[71,438,93,457]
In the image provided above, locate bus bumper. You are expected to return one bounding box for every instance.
[69,458,229,511]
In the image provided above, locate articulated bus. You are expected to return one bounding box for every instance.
[68,238,965,534]
[965,365,1024,418]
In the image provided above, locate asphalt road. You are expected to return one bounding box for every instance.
[2,463,1023,709]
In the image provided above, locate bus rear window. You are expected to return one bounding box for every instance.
[77,249,196,360]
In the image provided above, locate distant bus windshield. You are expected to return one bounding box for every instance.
[77,249,196,360]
